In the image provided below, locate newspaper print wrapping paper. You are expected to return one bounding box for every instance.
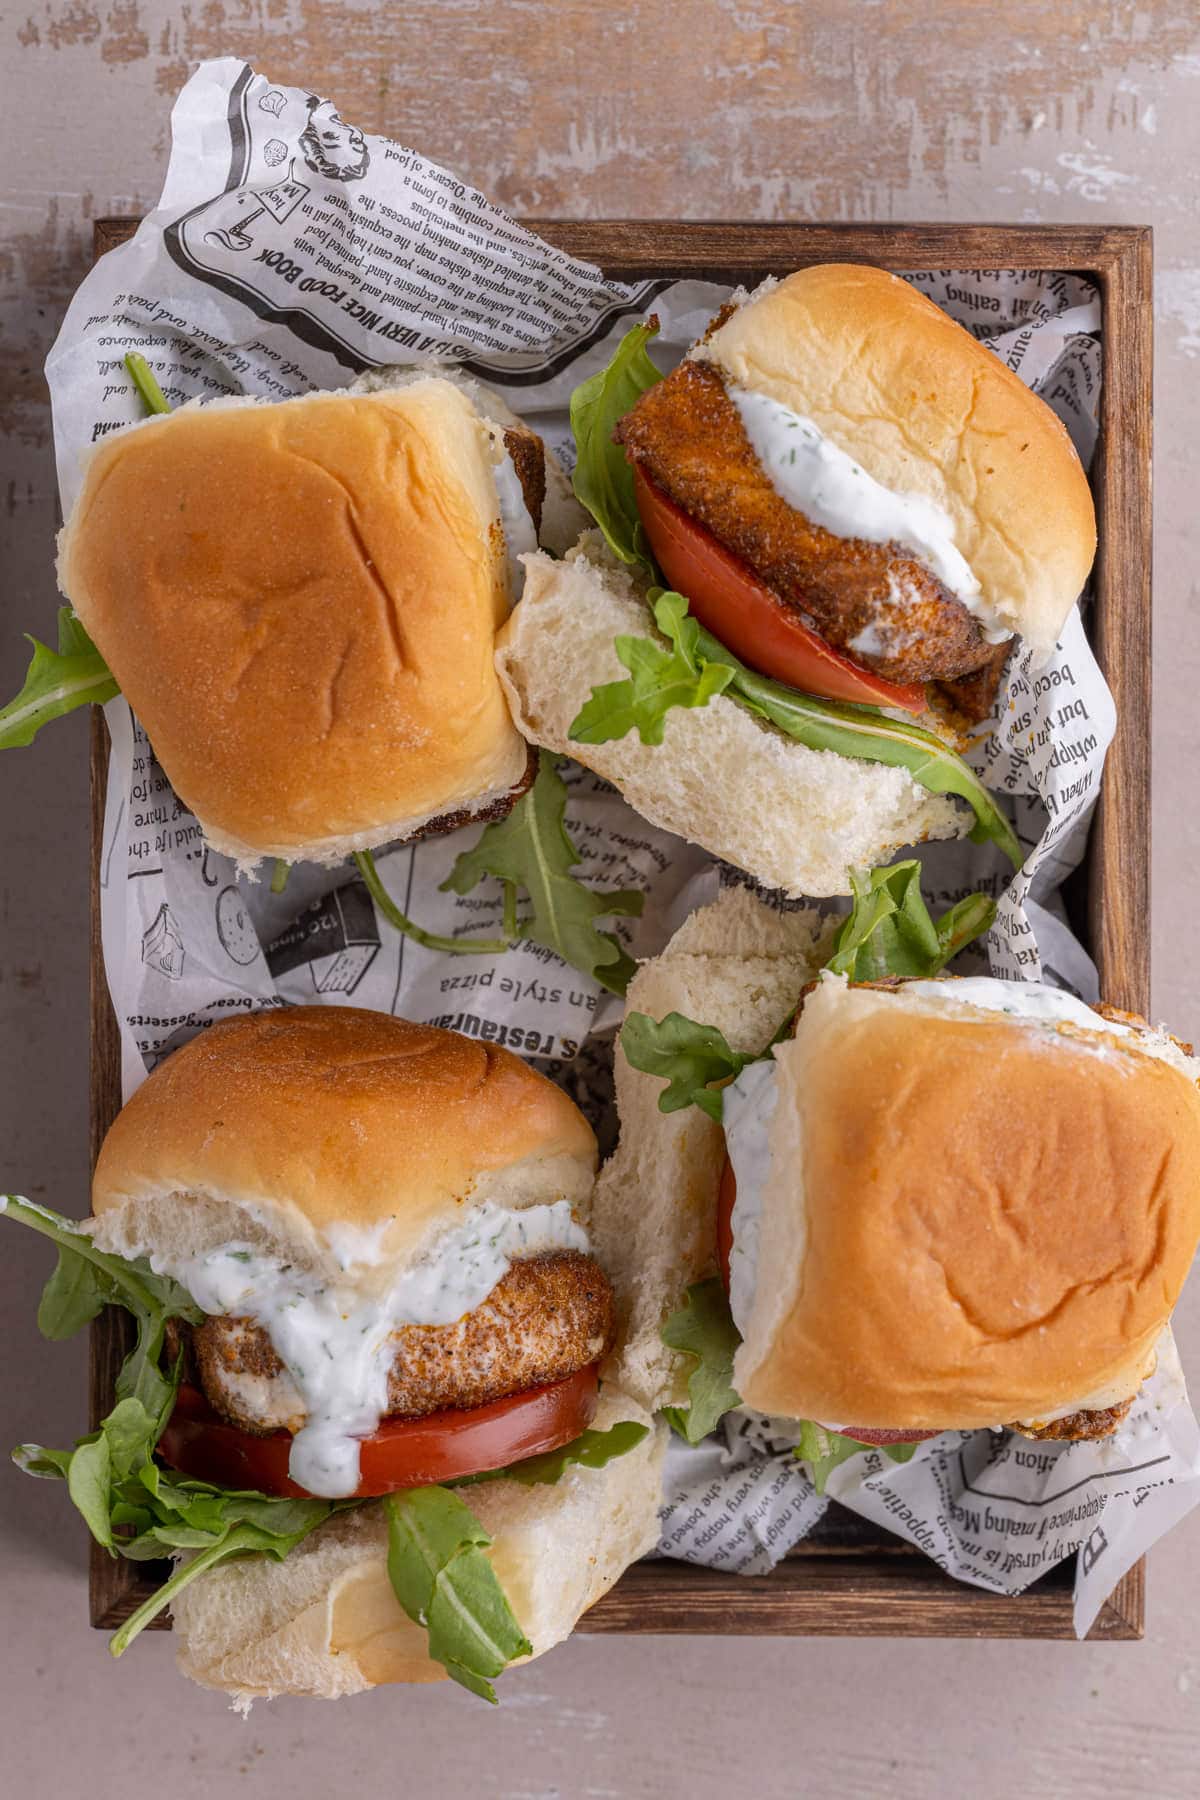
[45,57,1192,1635]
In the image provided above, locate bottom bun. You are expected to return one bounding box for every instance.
[171,1387,665,1702]
[496,538,966,898]
[205,745,537,871]
[595,887,830,1410]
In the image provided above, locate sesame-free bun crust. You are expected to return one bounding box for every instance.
[497,539,965,899]
[91,1008,597,1274]
[170,1386,666,1701]
[57,380,530,863]
[703,266,1097,658]
[736,981,1200,1429]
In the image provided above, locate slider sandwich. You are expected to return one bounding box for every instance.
[498,265,1097,896]
[596,885,1200,1454]
[5,1008,662,1701]
[53,373,556,865]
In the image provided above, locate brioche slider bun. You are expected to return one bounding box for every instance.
[88,1007,665,1698]
[601,889,1200,1439]
[58,379,538,865]
[699,265,1097,662]
[90,1005,611,1485]
[733,977,1200,1432]
[91,1005,598,1278]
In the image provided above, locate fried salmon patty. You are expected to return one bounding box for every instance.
[502,423,546,533]
[616,359,994,686]
[1010,1398,1134,1441]
[188,1250,614,1434]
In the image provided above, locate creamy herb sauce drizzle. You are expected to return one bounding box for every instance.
[492,446,538,599]
[151,1200,588,1498]
[908,974,1120,1031]
[728,384,1010,645]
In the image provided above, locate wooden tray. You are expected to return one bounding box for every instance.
[88,218,1152,1641]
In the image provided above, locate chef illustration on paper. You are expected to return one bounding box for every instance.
[200,96,369,255]
[298,97,370,181]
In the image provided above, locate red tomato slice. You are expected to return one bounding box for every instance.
[716,1154,737,1293]
[632,466,927,714]
[715,1159,936,1447]
[159,1367,601,1499]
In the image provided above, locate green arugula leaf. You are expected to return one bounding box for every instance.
[0,353,166,757]
[620,1011,752,1122]
[443,752,644,997]
[3,1194,200,1433]
[569,591,1021,869]
[12,1443,75,1480]
[570,590,735,746]
[3,1196,202,1331]
[385,1487,532,1703]
[60,1397,161,1549]
[570,320,662,566]
[67,1433,115,1548]
[37,1247,119,1340]
[100,1397,161,1483]
[124,351,171,415]
[660,1279,741,1443]
[3,1194,347,1657]
[0,607,118,751]
[17,1400,339,1653]
[354,849,516,957]
[109,1500,337,1657]
[112,1330,174,1424]
[458,1421,649,1489]
[825,861,997,981]
[931,893,999,966]
[794,1421,919,1496]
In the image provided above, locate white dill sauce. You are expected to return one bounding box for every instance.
[721,1059,780,1340]
[490,443,538,599]
[154,1200,588,1498]
[727,384,1011,645]
[910,976,1124,1031]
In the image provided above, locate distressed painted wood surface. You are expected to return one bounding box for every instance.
[4,8,1200,1797]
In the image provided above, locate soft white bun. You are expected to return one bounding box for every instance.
[496,538,965,898]
[58,379,533,864]
[700,266,1097,659]
[734,977,1200,1430]
[90,1007,597,1282]
[353,364,589,556]
[170,1386,665,1701]
[594,887,832,1409]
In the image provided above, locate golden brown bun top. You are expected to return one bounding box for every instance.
[58,381,530,863]
[92,1008,597,1268]
[704,265,1097,658]
[735,981,1200,1429]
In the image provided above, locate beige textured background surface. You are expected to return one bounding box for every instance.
[2,4,1199,1794]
